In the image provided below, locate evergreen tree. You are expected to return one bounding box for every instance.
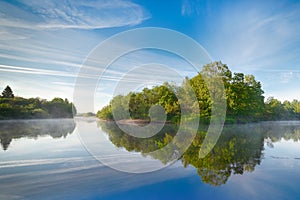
[2,85,14,98]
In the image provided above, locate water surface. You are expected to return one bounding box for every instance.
[1,118,300,199]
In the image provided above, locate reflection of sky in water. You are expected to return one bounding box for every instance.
[1,119,300,199]
[224,140,300,200]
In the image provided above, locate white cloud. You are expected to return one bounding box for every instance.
[0,0,150,30]
[0,29,28,40]
[202,1,300,72]
[0,64,80,78]
[279,71,294,83]
[181,0,201,16]
[193,1,300,102]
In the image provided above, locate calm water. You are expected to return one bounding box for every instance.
[1,118,300,199]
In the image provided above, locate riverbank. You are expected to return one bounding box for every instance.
[98,116,300,126]
[99,119,173,125]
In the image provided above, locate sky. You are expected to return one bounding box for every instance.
[1,0,300,112]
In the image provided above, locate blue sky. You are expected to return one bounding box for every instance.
[1,0,300,112]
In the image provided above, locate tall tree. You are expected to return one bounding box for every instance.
[2,85,14,98]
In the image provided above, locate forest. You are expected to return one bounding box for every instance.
[97,61,300,123]
[0,85,75,120]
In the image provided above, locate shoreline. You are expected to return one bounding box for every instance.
[99,119,173,125]
[0,117,74,122]
[98,118,300,125]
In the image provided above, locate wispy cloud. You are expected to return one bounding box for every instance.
[279,71,294,83]
[181,0,201,16]
[194,0,300,102]
[0,63,182,85]
[1,0,202,112]
[0,0,150,30]
[0,0,153,105]
[201,1,300,72]
[0,28,29,40]
[0,64,83,78]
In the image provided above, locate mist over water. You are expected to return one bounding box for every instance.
[1,118,300,199]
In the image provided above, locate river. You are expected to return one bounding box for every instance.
[1,118,300,199]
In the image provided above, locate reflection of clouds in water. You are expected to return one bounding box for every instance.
[0,118,195,199]
[0,156,96,169]
[1,119,300,199]
[0,156,191,200]
[77,119,168,173]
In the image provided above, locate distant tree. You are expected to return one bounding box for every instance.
[0,95,75,120]
[2,85,14,98]
[97,105,113,119]
[264,97,285,120]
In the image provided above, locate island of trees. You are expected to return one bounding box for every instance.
[0,85,75,120]
[97,62,300,123]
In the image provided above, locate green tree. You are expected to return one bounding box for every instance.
[97,105,113,119]
[0,96,75,120]
[264,97,286,120]
[189,73,211,118]
[96,61,299,123]
[225,73,264,122]
[2,85,14,98]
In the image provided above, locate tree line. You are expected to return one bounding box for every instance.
[0,85,76,120]
[97,61,300,123]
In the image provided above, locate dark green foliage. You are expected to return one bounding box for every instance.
[226,73,265,122]
[263,97,300,120]
[98,83,180,122]
[0,89,75,120]
[1,85,14,98]
[97,105,113,120]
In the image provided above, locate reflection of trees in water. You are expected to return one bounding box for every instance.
[182,125,264,186]
[0,119,75,150]
[261,121,300,143]
[99,121,179,153]
[98,121,300,186]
